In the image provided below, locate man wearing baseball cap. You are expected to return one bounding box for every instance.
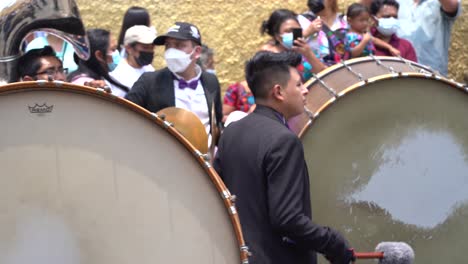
[126,22,222,144]
[110,25,156,97]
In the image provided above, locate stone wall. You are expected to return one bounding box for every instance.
[76,0,467,90]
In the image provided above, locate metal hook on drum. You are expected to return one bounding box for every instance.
[312,73,338,98]
[341,60,364,81]
[370,54,396,74]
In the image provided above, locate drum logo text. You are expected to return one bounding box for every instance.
[28,103,54,114]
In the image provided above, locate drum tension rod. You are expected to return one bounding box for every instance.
[370,54,396,74]
[194,149,212,168]
[312,73,338,98]
[341,61,363,81]
[396,55,418,72]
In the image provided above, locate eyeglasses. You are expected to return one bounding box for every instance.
[35,67,69,76]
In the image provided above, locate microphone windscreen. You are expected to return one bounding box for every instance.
[376,242,414,264]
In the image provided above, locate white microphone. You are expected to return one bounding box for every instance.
[375,242,414,264]
[353,242,414,264]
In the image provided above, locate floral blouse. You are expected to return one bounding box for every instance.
[224,82,255,112]
[344,32,375,60]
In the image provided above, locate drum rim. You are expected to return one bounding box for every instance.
[297,72,467,138]
[0,81,250,263]
[303,56,433,88]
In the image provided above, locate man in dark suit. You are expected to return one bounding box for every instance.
[214,51,355,264]
[125,22,222,140]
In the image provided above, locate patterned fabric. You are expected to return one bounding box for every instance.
[343,32,375,60]
[223,82,255,112]
[303,14,348,66]
[296,57,314,82]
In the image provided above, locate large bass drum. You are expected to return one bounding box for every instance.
[289,56,433,136]
[0,82,249,264]
[297,62,468,264]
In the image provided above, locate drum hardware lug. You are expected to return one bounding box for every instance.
[193,150,212,168]
[53,80,65,87]
[163,120,173,128]
[240,245,252,257]
[397,55,418,72]
[36,80,47,86]
[341,61,363,81]
[150,112,159,120]
[229,205,237,215]
[370,54,396,74]
[304,106,315,120]
[194,149,203,157]
[313,74,338,98]
[96,87,106,94]
[203,160,212,168]
[158,114,166,120]
[221,189,231,199]
[229,194,237,203]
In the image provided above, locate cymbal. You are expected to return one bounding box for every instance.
[157,107,208,154]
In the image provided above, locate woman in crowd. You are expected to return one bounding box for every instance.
[116,6,152,58]
[68,29,128,93]
[299,0,348,64]
[260,9,326,81]
[223,9,324,123]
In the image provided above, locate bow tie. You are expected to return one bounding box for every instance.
[178,78,199,90]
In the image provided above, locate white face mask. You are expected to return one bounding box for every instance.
[164,48,195,73]
[377,17,400,36]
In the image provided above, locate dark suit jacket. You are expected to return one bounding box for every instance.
[125,67,223,133]
[214,105,349,264]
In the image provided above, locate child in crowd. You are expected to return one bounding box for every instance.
[344,3,375,59]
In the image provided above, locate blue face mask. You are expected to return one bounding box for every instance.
[281,32,294,49]
[107,50,120,72]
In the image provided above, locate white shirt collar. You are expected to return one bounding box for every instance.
[173,64,202,83]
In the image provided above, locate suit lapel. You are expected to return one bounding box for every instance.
[200,72,213,112]
[162,68,176,107]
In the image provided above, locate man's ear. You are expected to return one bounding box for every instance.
[193,45,202,60]
[271,84,284,101]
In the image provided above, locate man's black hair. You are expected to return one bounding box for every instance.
[245,51,302,100]
[17,46,58,80]
[370,0,400,15]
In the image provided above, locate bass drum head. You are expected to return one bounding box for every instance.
[302,76,468,263]
[0,83,240,264]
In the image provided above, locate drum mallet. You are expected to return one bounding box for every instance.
[353,242,414,264]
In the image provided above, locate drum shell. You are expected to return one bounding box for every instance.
[0,82,248,264]
[300,74,468,264]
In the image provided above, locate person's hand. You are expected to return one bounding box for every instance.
[363,32,372,43]
[389,47,401,56]
[84,80,106,88]
[323,229,356,264]
[326,248,356,264]
[304,17,323,37]
[292,38,313,57]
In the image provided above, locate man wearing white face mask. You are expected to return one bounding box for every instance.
[126,22,223,144]
[370,0,417,62]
